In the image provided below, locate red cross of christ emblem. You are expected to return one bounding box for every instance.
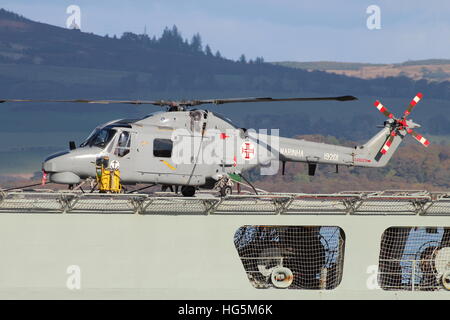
[241,142,255,160]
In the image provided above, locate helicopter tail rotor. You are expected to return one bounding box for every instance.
[374,92,429,157]
[406,128,430,147]
[374,100,394,119]
[380,130,397,155]
[403,92,423,118]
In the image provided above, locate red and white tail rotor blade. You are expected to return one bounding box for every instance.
[403,92,423,118]
[374,100,394,119]
[407,129,430,147]
[380,131,397,155]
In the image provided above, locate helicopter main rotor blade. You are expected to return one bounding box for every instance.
[188,95,358,106]
[0,95,358,107]
[0,99,163,105]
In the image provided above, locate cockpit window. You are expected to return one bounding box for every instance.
[79,129,97,147]
[80,128,117,148]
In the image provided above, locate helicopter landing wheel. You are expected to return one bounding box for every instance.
[181,186,196,197]
[220,185,232,197]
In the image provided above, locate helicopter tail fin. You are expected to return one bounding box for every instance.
[355,126,406,167]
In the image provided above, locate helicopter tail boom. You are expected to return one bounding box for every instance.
[275,123,411,173]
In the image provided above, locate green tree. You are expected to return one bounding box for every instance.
[158,25,185,50]
[190,33,203,53]
[204,44,213,57]
[255,56,265,64]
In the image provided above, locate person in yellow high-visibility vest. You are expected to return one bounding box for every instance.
[96,157,122,193]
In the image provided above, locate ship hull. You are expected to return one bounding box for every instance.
[0,212,448,299]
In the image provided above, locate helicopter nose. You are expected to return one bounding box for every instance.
[42,151,70,172]
[42,151,81,184]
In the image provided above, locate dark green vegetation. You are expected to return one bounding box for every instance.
[0,8,449,192]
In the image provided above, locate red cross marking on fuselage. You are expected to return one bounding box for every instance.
[242,142,255,159]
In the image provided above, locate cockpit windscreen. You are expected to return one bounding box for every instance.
[80,127,117,148]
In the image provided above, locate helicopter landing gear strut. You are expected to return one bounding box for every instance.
[220,185,232,197]
[215,177,234,197]
[162,185,180,194]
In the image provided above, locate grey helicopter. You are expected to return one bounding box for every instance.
[0,93,429,196]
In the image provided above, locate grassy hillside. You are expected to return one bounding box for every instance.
[273,60,450,82]
[396,59,450,66]
[273,61,386,71]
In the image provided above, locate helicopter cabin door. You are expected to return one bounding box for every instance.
[128,129,177,184]
[113,130,133,160]
[106,129,136,181]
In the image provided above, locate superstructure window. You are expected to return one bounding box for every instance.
[115,131,131,157]
[378,226,450,291]
[153,139,173,158]
[234,225,346,290]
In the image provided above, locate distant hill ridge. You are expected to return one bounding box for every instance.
[0,8,449,100]
[273,59,450,82]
